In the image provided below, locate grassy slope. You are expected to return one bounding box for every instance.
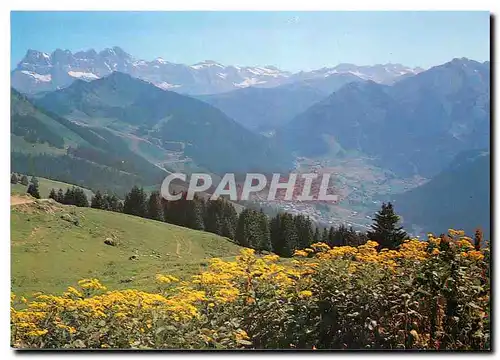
[11,201,243,298]
[11,176,94,200]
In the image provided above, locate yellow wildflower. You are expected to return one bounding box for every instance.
[298,290,312,298]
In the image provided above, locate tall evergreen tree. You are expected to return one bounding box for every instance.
[313,227,320,244]
[147,191,164,221]
[204,198,224,236]
[91,190,105,209]
[73,188,89,207]
[30,176,39,187]
[20,175,29,186]
[270,213,298,257]
[296,215,314,249]
[27,182,40,199]
[106,194,121,212]
[117,200,124,213]
[220,200,237,239]
[48,188,57,200]
[328,226,336,246]
[186,197,205,230]
[11,173,18,184]
[56,188,64,203]
[123,186,147,217]
[235,208,252,248]
[63,188,74,205]
[235,208,268,250]
[257,210,271,252]
[321,227,329,244]
[367,202,407,250]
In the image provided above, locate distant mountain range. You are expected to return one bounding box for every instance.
[394,149,490,238]
[11,46,424,95]
[10,52,490,237]
[277,58,490,178]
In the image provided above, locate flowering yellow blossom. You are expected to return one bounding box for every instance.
[78,278,107,291]
[10,238,489,350]
[234,329,249,341]
[466,250,484,261]
[26,329,48,337]
[310,242,331,252]
[298,290,313,298]
[156,274,180,284]
[293,249,309,257]
[262,254,280,262]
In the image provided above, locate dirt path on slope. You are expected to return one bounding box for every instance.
[10,195,35,206]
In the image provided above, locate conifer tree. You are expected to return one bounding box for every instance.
[27,182,40,199]
[296,215,314,249]
[220,200,237,239]
[270,213,298,257]
[313,227,320,243]
[204,198,224,236]
[186,197,205,230]
[11,173,18,184]
[106,194,121,212]
[328,226,335,246]
[106,194,120,212]
[117,200,124,213]
[91,190,105,209]
[321,227,329,243]
[30,176,39,187]
[20,175,29,186]
[56,188,64,203]
[48,188,57,200]
[123,186,147,217]
[257,210,271,252]
[73,188,89,207]
[367,202,407,250]
[63,188,74,205]
[147,191,164,221]
[235,208,252,247]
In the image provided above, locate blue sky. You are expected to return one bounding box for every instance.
[11,11,490,71]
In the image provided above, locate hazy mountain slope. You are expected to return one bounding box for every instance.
[277,58,490,178]
[197,83,328,132]
[11,89,167,195]
[11,88,89,150]
[393,149,490,238]
[35,72,292,174]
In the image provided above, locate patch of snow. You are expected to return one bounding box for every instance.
[324,69,339,77]
[155,81,181,90]
[191,61,224,70]
[154,57,168,64]
[20,70,52,82]
[217,73,228,79]
[233,78,267,88]
[68,71,100,80]
[246,68,263,76]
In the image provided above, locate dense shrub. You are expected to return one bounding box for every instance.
[11,229,489,350]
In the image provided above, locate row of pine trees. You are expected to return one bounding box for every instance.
[16,175,408,255]
[59,185,407,255]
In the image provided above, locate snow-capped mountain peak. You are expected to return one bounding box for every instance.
[11,46,425,95]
